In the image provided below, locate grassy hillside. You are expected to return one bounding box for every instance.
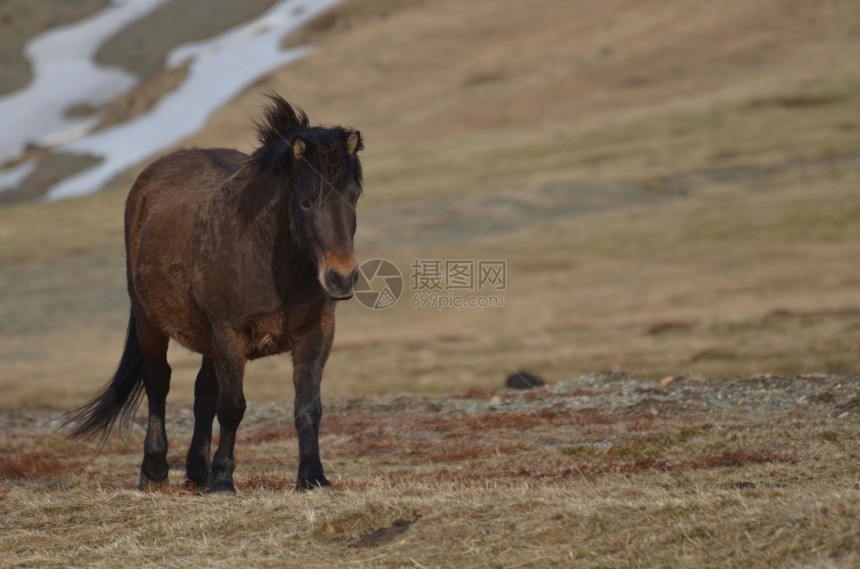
[1,2,859,567]
[0,1,109,96]
[2,0,859,406]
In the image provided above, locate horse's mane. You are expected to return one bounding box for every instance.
[233,95,362,227]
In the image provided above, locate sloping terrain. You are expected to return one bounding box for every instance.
[0,1,108,96]
[1,0,859,405]
[0,2,859,566]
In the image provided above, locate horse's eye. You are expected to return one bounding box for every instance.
[300,199,312,210]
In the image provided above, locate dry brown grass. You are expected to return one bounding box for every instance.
[1,374,857,568]
[4,483,851,569]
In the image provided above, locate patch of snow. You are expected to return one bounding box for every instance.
[45,0,341,202]
[0,0,171,162]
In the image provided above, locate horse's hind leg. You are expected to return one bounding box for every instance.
[186,356,217,490]
[136,316,172,490]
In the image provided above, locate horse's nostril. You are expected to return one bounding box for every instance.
[324,268,357,299]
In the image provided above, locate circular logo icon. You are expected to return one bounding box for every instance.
[353,258,403,310]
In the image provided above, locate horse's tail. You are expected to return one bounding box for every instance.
[63,312,147,446]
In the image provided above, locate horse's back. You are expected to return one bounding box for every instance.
[127,148,246,209]
[125,148,248,353]
[126,147,247,258]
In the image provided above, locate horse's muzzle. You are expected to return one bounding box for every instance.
[323,267,357,300]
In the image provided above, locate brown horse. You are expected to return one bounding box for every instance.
[64,95,363,493]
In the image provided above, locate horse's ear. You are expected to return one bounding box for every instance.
[346,131,362,155]
[292,137,306,161]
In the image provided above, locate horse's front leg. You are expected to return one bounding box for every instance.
[208,328,247,494]
[292,325,334,492]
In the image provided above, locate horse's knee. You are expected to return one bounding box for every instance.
[217,393,246,429]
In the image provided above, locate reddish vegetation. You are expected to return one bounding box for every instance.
[239,422,294,445]
[0,384,812,492]
[647,320,699,335]
[515,450,797,480]
[0,450,81,481]
[239,475,292,492]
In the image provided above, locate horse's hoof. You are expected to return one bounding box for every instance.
[185,470,210,491]
[184,478,207,492]
[296,476,332,493]
[186,455,210,485]
[138,473,169,491]
[206,480,236,494]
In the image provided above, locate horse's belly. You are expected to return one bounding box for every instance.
[133,257,212,355]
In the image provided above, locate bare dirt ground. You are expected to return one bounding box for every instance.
[1,0,859,566]
[1,372,857,567]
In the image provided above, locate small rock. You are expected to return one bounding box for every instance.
[506,371,545,390]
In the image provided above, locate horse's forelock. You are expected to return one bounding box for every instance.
[242,97,361,219]
[255,94,309,147]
